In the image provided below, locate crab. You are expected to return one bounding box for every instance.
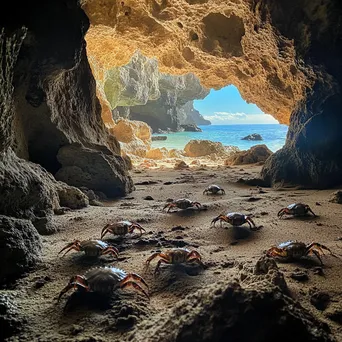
[58,240,119,259]
[163,198,202,212]
[145,248,204,274]
[203,184,226,195]
[101,220,146,239]
[211,212,259,230]
[278,203,316,218]
[266,241,336,265]
[58,266,149,302]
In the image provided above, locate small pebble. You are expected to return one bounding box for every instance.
[143,195,154,200]
[290,271,309,282]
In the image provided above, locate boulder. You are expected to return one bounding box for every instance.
[184,140,226,157]
[329,191,342,204]
[174,161,189,170]
[55,143,133,198]
[146,148,168,160]
[151,135,167,141]
[241,133,263,141]
[226,145,272,165]
[0,216,42,284]
[180,124,202,132]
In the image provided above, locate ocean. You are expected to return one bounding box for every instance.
[151,124,288,152]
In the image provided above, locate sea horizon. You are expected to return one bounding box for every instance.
[151,123,288,152]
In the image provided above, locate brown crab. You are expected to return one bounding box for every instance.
[278,203,316,218]
[58,240,119,259]
[163,198,202,212]
[203,184,225,195]
[101,220,146,239]
[266,241,336,265]
[211,212,258,231]
[58,266,149,301]
[145,248,204,274]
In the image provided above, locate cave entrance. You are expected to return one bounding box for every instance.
[151,85,288,153]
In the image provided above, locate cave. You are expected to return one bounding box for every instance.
[1,0,342,341]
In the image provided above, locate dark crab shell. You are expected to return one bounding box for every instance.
[207,184,222,193]
[277,241,307,259]
[286,203,309,215]
[173,198,195,209]
[82,267,127,295]
[80,240,110,256]
[226,212,247,226]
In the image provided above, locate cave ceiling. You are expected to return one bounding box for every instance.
[82,0,315,124]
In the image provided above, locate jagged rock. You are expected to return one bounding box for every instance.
[179,101,211,126]
[110,119,152,144]
[329,191,342,204]
[225,145,273,165]
[168,149,184,158]
[180,124,202,132]
[129,258,333,342]
[151,136,167,141]
[0,216,42,284]
[55,143,133,198]
[174,161,189,170]
[56,182,89,210]
[241,133,263,141]
[146,148,168,160]
[184,140,227,157]
[0,292,24,340]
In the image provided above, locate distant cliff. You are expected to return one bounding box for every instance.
[109,52,210,131]
[179,101,211,126]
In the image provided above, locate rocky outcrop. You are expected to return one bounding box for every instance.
[184,139,227,157]
[0,216,42,285]
[100,51,209,132]
[179,101,211,126]
[180,124,202,132]
[226,145,273,165]
[242,133,263,141]
[55,143,133,197]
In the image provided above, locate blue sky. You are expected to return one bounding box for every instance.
[193,85,279,125]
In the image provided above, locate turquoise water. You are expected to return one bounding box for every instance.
[151,124,288,152]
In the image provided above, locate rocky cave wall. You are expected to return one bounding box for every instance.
[0,0,134,282]
[98,51,210,132]
[84,0,342,187]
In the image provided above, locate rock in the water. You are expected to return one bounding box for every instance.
[242,133,263,141]
[180,124,202,132]
[0,292,24,340]
[55,143,133,198]
[184,140,227,157]
[151,135,167,141]
[329,191,342,204]
[225,144,273,165]
[0,216,42,284]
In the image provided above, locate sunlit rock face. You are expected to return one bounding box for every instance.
[83,0,311,125]
[100,51,209,132]
[84,0,342,187]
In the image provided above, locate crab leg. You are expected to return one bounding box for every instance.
[309,249,324,265]
[58,243,80,257]
[266,247,287,258]
[307,243,335,256]
[120,280,149,299]
[187,252,204,267]
[101,224,113,239]
[246,217,258,231]
[101,246,119,259]
[58,275,88,301]
[193,202,202,209]
[307,207,317,217]
[121,273,149,289]
[130,225,146,237]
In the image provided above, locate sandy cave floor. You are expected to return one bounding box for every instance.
[5,164,342,341]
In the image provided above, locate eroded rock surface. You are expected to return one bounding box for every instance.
[0,216,42,284]
[226,144,273,165]
[184,140,227,157]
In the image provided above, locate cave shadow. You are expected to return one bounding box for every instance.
[164,206,208,217]
[279,215,320,221]
[65,253,120,267]
[211,224,263,243]
[270,256,331,269]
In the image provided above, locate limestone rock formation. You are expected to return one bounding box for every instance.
[180,124,202,132]
[83,0,342,188]
[226,144,273,165]
[0,216,42,284]
[55,143,133,197]
[184,139,227,157]
[179,101,211,126]
[146,148,168,160]
[242,133,263,141]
